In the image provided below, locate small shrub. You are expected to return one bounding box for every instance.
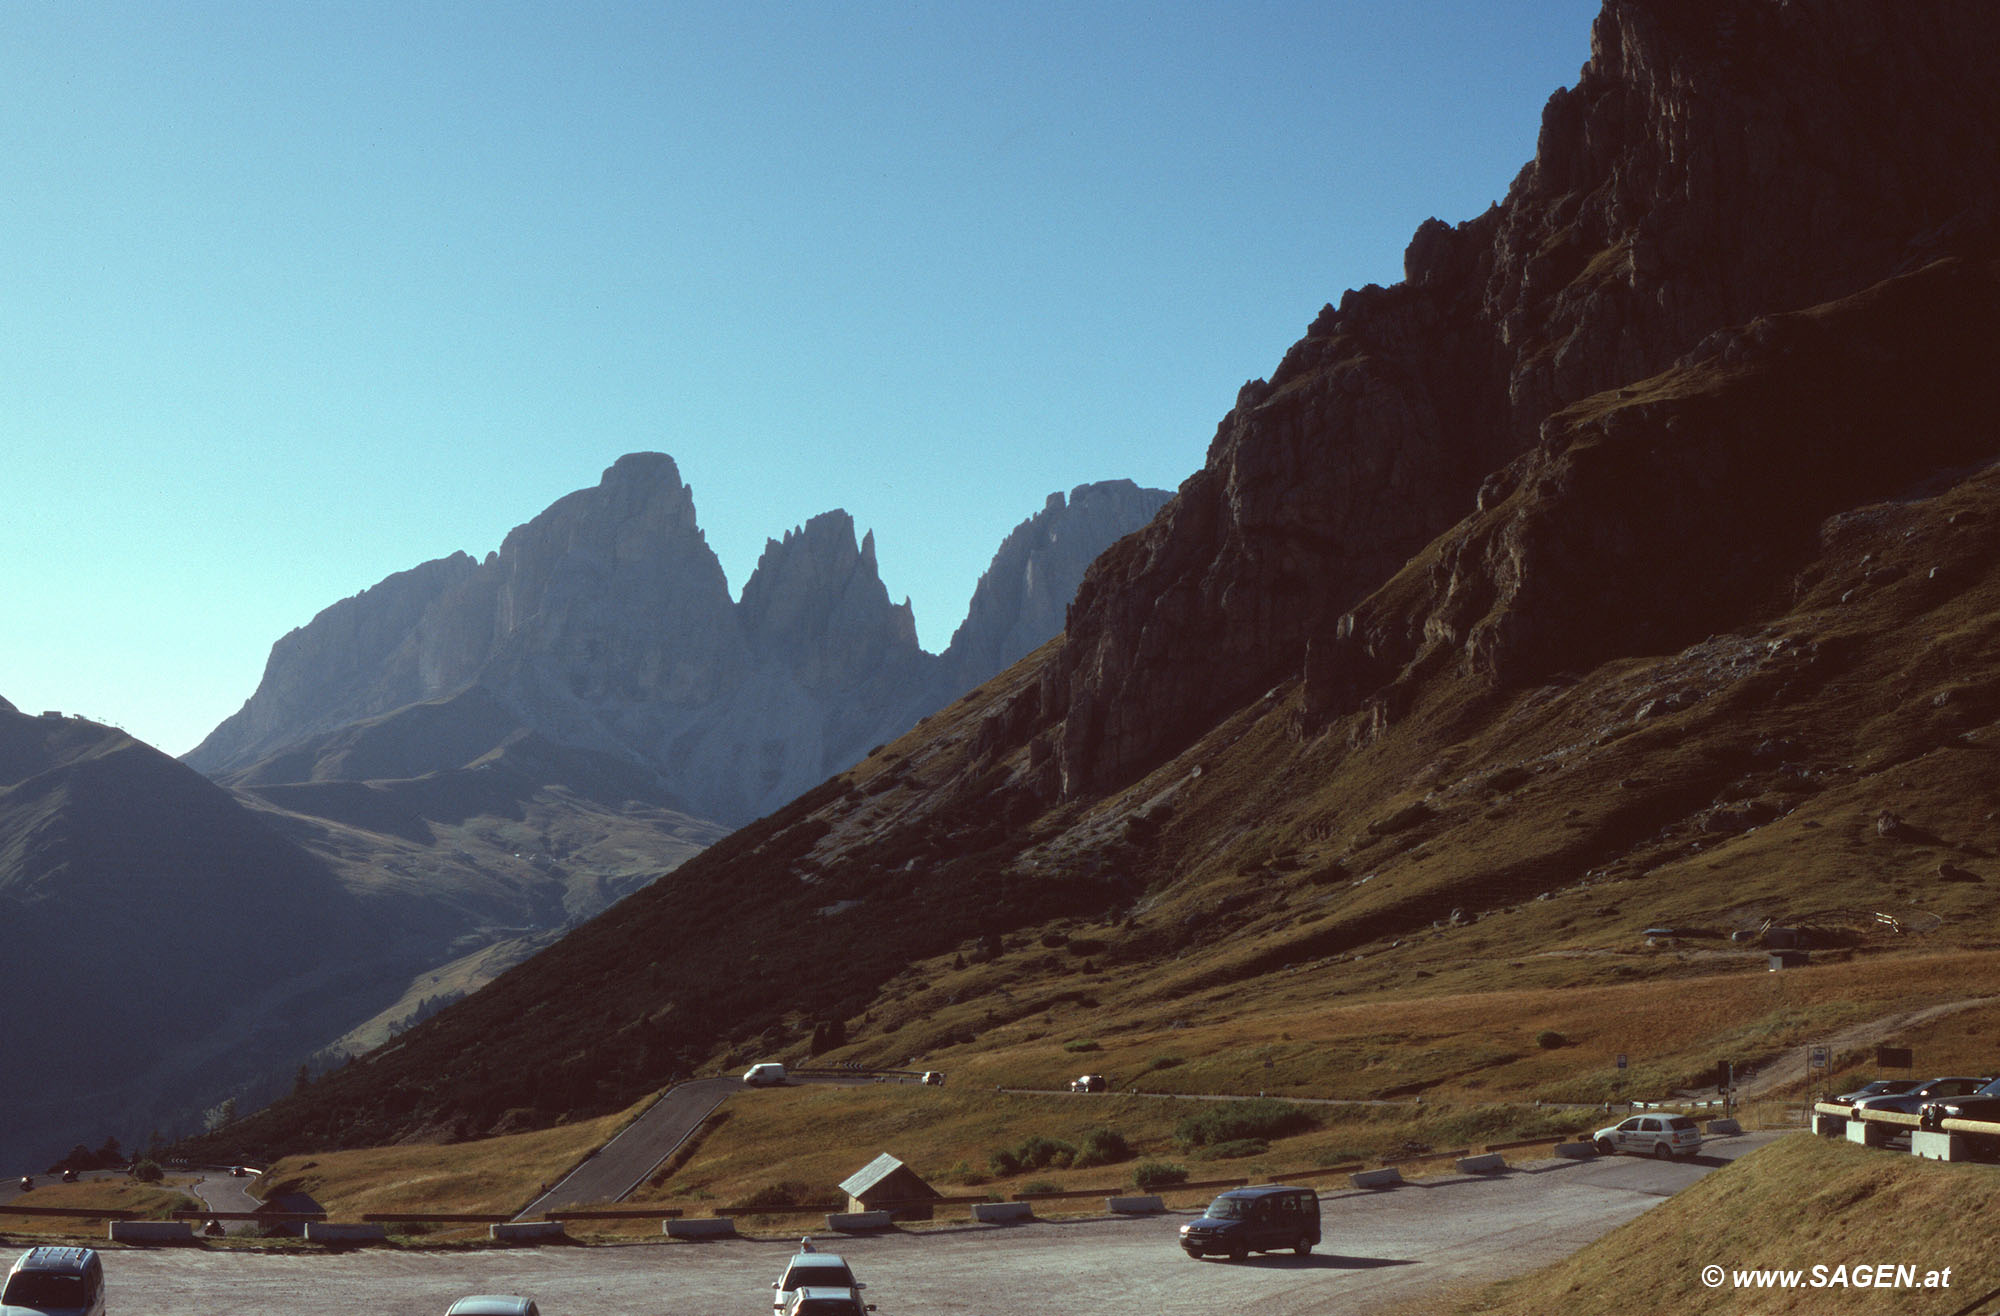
[1063,1039,1101,1054]
[1133,1161,1189,1190]
[990,1135,1076,1177]
[1073,1128,1133,1168]
[1174,1097,1318,1150]
[1145,1054,1185,1072]
[1020,1179,1060,1194]
[1536,1030,1567,1049]
[736,1180,823,1210]
[1195,1137,1269,1160]
[131,1160,164,1184]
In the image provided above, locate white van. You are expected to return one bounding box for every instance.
[743,1062,789,1086]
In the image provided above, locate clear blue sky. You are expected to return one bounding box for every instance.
[2,0,1600,757]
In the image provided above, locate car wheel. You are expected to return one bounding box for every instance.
[1596,1138,1616,1156]
[1295,1237,1313,1256]
[1230,1242,1248,1262]
[1653,1141,1672,1160]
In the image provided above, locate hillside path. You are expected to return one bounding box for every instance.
[1732,995,2000,1100]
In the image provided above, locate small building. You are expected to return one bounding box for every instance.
[1768,949,1810,971]
[838,1153,939,1221]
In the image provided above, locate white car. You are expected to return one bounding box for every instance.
[1593,1113,1702,1159]
[786,1287,875,1316]
[743,1062,789,1086]
[446,1300,539,1316]
[772,1251,865,1313]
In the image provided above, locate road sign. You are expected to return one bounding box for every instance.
[1616,1053,1628,1070]
[1810,1046,1829,1069]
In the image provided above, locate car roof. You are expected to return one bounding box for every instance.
[1217,1184,1312,1199]
[444,1296,539,1316]
[10,1247,98,1275]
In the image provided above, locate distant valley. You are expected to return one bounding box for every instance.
[0,471,1166,1170]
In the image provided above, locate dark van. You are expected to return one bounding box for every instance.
[2,1246,107,1316]
[1178,1184,1321,1260]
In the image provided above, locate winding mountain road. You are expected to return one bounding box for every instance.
[515,1076,743,1218]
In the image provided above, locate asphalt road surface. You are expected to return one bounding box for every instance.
[91,1132,1782,1316]
[518,1078,743,1217]
[188,1169,264,1236]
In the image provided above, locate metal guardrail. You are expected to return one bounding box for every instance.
[1814,1101,2000,1136]
[0,1205,141,1219]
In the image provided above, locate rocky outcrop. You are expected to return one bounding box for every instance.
[1036,0,2000,798]
[1308,256,2000,723]
[940,480,1171,692]
[189,459,1161,826]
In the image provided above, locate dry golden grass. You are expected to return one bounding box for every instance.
[0,1179,200,1242]
[1458,1134,2000,1315]
[257,1101,641,1223]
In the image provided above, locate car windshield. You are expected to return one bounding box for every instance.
[781,1263,853,1289]
[2,1273,86,1306]
[1204,1196,1250,1219]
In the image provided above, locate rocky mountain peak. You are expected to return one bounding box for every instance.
[941,479,1171,692]
[738,510,920,691]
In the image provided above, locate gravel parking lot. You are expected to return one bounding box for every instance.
[85,1134,1778,1316]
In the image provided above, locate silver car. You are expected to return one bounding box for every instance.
[773,1252,865,1314]
[445,1300,539,1316]
[1592,1114,1702,1159]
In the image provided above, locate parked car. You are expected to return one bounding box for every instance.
[1070,1074,1107,1093]
[785,1287,875,1316]
[1831,1079,1922,1105]
[445,1299,539,1316]
[2,1246,106,1316]
[1178,1184,1321,1260]
[921,1071,945,1086]
[772,1250,865,1313]
[1592,1114,1702,1159]
[743,1062,789,1087]
[1917,1077,2000,1128]
[1850,1076,1990,1116]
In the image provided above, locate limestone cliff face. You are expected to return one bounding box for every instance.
[188,460,1159,825]
[940,481,1172,693]
[187,552,481,772]
[1036,0,2000,798]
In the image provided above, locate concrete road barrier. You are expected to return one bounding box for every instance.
[972,1202,1034,1223]
[1555,1142,1597,1159]
[1106,1195,1164,1213]
[108,1221,193,1245]
[491,1221,567,1244]
[1705,1118,1743,1135]
[826,1210,893,1232]
[1846,1119,1895,1148]
[305,1222,387,1246]
[1911,1129,1975,1162]
[665,1218,738,1239]
[1349,1168,1404,1189]
[1454,1154,1507,1174]
[1812,1112,1848,1137]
